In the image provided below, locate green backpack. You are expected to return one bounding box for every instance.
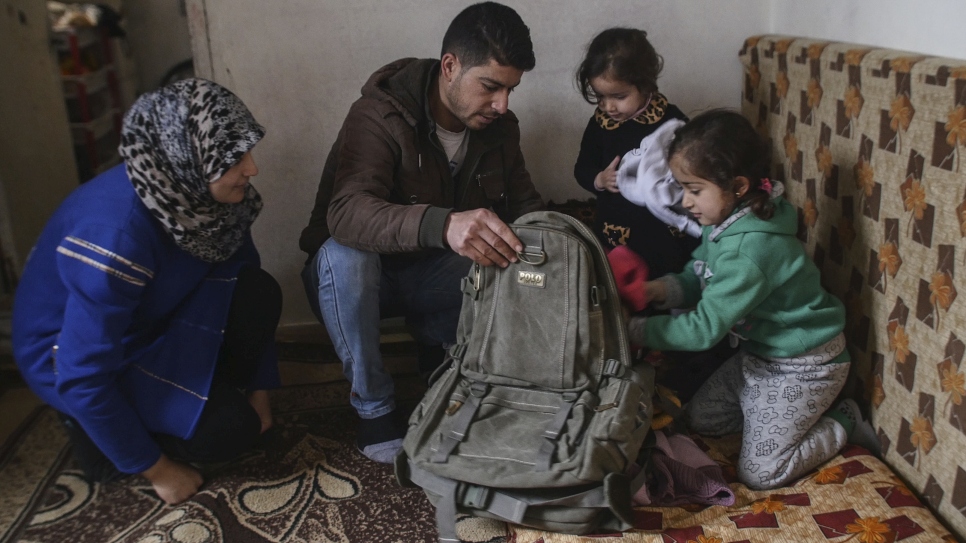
[395,211,655,541]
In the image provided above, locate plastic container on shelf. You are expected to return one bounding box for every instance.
[52,26,108,76]
[71,109,121,182]
[64,70,112,123]
[53,24,123,183]
[61,65,109,96]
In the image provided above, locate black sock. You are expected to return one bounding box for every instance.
[356,410,405,448]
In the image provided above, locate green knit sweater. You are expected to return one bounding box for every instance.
[631,196,846,359]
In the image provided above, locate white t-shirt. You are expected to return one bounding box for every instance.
[435,124,469,175]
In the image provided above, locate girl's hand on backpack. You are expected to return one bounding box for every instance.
[593,156,621,193]
[644,280,666,306]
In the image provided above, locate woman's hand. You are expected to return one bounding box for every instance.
[593,156,621,193]
[248,390,273,434]
[142,454,203,505]
[644,280,667,307]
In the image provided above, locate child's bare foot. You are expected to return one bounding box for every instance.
[248,390,273,433]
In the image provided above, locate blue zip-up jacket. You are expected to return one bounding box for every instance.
[12,165,279,474]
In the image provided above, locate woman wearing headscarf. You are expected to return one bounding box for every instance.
[12,79,281,505]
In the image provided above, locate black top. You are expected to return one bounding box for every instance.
[573,98,698,279]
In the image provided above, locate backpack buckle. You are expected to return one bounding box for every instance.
[469,382,489,397]
[602,358,624,377]
[517,249,546,266]
[459,484,492,509]
[541,392,578,440]
[461,265,482,299]
[516,230,547,265]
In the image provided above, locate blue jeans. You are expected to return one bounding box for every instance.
[301,238,471,418]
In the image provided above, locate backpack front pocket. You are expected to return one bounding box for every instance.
[473,230,596,390]
[424,383,600,488]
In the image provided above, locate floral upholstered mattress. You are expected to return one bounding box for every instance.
[503,435,956,542]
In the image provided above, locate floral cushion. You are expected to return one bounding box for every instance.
[507,437,955,542]
[738,34,966,540]
[517,36,964,542]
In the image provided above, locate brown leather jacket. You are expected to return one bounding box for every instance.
[299,58,544,257]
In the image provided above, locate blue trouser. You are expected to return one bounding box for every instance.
[301,238,471,418]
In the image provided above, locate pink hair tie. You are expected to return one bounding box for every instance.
[760,178,773,193]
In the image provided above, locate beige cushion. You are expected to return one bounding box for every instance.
[739,35,966,539]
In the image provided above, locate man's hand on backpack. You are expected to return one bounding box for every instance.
[444,209,521,267]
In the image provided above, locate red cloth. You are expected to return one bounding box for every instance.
[607,245,649,312]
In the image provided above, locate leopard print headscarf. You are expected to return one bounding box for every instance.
[118,78,265,263]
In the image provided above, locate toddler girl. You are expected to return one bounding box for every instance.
[574,27,698,280]
[628,109,867,490]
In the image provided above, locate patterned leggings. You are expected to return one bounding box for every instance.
[685,334,850,490]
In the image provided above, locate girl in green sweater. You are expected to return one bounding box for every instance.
[628,110,874,490]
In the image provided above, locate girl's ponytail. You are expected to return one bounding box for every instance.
[743,177,776,221]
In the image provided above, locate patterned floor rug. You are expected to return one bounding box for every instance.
[0,378,509,543]
[1,346,956,542]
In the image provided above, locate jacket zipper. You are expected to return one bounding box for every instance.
[460,141,502,210]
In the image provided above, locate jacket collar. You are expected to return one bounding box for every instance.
[708,181,791,242]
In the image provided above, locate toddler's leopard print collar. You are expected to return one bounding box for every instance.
[595,93,669,130]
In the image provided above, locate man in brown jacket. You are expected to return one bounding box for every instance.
[299,2,544,463]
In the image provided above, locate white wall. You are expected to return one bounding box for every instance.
[122,0,193,91]
[517,0,769,203]
[770,0,966,60]
[187,0,768,325]
[188,0,966,326]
